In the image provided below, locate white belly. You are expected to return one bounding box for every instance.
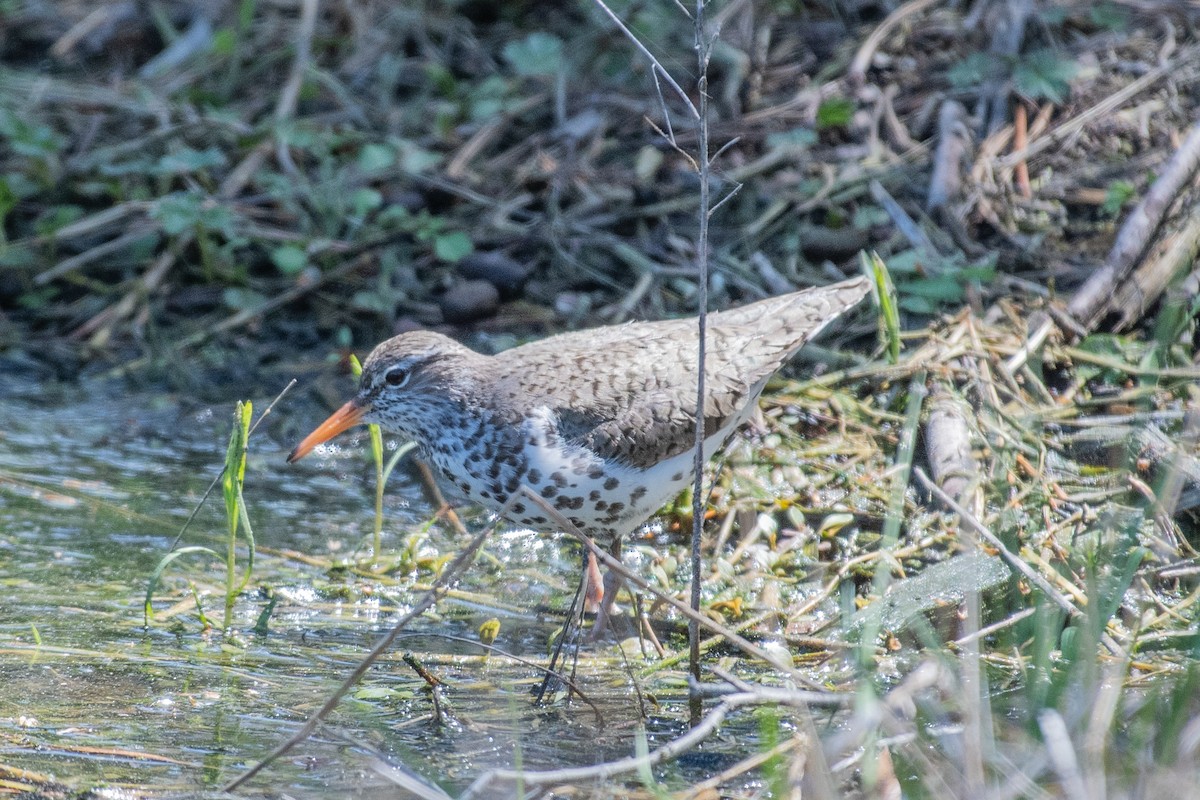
[494,402,754,542]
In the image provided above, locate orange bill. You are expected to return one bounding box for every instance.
[287,400,369,463]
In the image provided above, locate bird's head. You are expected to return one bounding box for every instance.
[287,331,479,463]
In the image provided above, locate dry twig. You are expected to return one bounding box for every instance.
[1068,115,1200,329]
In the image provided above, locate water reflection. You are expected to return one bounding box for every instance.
[0,378,708,797]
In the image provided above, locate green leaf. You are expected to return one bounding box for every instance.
[0,108,64,159]
[424,62,457,97]
[33,204,85,237]
[358,143,395,172]
[1,171,37,202]
[815,97,854,130]
[351,187,383,218]
[860,252,896,362]
[1075,333,1144,383]
[411,211,446,242]
[958,253,998,282]
[1090,2,1128,31]
[852,205,890,230]
[898,295,938,315]
[274,119,319,150]
[0,177,15,239]
[143,545,226,626]
[765,128,817,152]
[270,244,308,275]
[1076,333,1135,360]
[467,76,511,122]
[381,441,417,486]
[350,290,393,314]
[354,686,414,701]
[211,26,236,56]
[222,401,252,538]
[947,52,999,89]
[1102,180,1135,217]
[1014,49,1078,104]
[883,249,922,275]
[17,286,57,311]
[503,32,564,76]
[151,192,237,238]
[433,231,473,263]
[396,140,442,173]
[223,287,267,310]
[151,192,202,235]
[904,275,968,302]
[155,146,227,175]
[0,242,35,268]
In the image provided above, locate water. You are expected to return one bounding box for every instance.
[0,372,719,798]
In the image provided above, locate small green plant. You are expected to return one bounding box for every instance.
[1013,49,1079,104]
[1102,179,1136,217]
[816,97,854,130]
[755,706,788,797]
[634,727,671,800]
[1089,1,1129,31]
[861,251,899,364]
[145,401,256,633]
[502,32,565,77]
[150,190,238,238]
[765,128,817,152]
[0,177,16,246]
[377,206,473,264]
[149,190,244,280]
[949,49,1078,104]
[0,106,65,185]
[270,244,308,276]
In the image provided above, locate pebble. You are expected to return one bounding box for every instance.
[457,251,531,297]
[440,279,500,323]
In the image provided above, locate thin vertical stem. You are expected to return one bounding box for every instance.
[689,0,711,720]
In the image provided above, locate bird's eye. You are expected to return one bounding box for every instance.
[384,366,410,387]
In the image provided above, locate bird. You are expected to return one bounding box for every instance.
[288,276,871,607]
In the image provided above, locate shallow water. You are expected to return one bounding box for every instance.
[0,373,743,798]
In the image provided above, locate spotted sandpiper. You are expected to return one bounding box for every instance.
[289,276,870,581]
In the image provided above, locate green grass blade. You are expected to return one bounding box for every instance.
[222,400,252,630]
[143,545,225,626]
[862,250,900,363]
[235,484,256,595]
[381,441,418,485]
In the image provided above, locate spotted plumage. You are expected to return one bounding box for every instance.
[289,276,871,548]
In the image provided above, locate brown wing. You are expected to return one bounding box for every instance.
[501,278,870,468]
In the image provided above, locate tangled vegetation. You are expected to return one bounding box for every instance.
[3,1,1200,797]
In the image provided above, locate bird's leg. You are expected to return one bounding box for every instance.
[583,548,605,612]
[591,538,625,641]
[534,557,590,705]
[415,460,464,529]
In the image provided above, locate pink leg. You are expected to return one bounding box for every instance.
[590,539,624,640]
[583,549,605,612]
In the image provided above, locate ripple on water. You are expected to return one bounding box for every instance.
[0,379,772,797]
